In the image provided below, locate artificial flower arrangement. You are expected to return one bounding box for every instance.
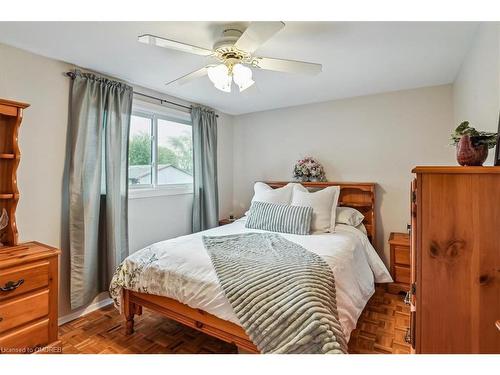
[293,157,327,182]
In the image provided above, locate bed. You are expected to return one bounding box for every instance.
[111,182,391,353]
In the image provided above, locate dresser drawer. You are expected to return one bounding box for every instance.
[0,318,49,353]
[0,242,60,353]
[394,265,410,284]
[0,260,49,301]
[0,289,49,334]
[394,246,410,266]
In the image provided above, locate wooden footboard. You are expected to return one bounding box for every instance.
[123,289,259,353]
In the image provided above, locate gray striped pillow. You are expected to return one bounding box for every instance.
[245,201,313,235]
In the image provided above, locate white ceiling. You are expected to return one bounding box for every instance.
[0,22,478,115]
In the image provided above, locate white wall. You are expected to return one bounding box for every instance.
[128,194,193,252]
[453,22,499,165]
[0,42,235,319]
[232,85,456,264]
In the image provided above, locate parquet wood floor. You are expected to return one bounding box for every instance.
[348,287,411,354]
[59,286,410,354]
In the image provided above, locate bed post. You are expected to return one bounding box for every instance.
[123,289,140,335]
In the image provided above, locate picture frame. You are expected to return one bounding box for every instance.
[495,111,500,166]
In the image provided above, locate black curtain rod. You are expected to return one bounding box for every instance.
[65,71,218,117]
[132,91,191,111]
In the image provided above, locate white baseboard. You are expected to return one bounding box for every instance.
[58,297,114,326]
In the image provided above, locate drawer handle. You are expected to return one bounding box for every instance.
[0,279,24,292]
[404,328,412,344]
[404,291,411,305]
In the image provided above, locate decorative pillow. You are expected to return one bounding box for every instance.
[291,185,340,233]
[245,182,296,215]
[336,206,365,227]
[245,201,313,235]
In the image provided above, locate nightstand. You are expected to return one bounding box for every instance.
[219,217,237,226]
[388,232,410,295]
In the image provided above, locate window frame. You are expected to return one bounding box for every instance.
[128,101,193,199]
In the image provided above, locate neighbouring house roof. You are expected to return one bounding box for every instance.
[129,165,154,180]
[129,164,192,184]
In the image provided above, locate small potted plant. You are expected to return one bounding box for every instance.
[293,157,327,182]
[451,121,498,166]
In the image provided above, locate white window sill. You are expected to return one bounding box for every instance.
[128,185,193,199]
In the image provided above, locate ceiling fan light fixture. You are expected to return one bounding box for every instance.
[214,80,232,93]
[149,22,323,93]
[207,64,232,93]
[232,63,255,92]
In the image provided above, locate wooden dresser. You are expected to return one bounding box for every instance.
[409,166,500,353]
[0,99,60,353]
[0,242,60,354]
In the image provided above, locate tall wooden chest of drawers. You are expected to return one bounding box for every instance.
[0,242,60,354]
[409,166,500,353]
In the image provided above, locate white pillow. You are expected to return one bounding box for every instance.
[291,184,340,233]
[336,206,364,227]
[355,223,367,235]
[245,182,296,215]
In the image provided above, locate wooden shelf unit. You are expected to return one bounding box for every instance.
[0,98,29,247]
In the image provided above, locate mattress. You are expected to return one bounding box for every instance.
[115,218,392,340]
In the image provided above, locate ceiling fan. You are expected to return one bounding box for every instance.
[138,22,322,93]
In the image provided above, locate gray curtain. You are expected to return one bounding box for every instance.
[191,106,219,232]
[68,70,133,309]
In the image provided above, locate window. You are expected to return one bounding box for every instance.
[128,114,153,186]
[128,102,193,198]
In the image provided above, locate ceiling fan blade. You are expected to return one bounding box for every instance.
[166,67,209,86]
[234,22,285,53]
[252,57,322,75]
[138,34,213,56]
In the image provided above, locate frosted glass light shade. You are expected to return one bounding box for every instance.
[232,63,255,92]
[207,64,232,93]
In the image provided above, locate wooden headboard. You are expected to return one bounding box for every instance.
[264,181,377,246]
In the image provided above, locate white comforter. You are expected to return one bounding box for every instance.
[116,217,392,341]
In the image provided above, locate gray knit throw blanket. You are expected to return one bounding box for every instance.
[202,233,347,354]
